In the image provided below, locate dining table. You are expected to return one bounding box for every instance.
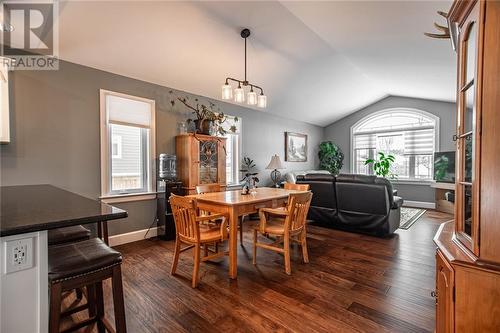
[190,187,300,279]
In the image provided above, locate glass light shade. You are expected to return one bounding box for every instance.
[221,84,232,100]
[247,91,257,105]
[234,87,245,103]
[257,94,267,108]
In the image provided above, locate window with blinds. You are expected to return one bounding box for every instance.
[100,90,156,197]
[351,109,438,180]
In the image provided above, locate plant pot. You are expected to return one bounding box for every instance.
[194,119,213,135]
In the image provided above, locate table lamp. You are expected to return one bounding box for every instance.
[266,154,285,188]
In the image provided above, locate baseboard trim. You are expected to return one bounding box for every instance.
[109,227,158,247]
[403,200,436,209]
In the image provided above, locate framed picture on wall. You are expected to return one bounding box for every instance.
[285,132,307,162]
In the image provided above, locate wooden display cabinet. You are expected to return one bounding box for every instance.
[175,133,227,194]
[433,0,500,331]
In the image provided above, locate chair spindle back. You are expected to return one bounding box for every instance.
[196,184,222,194]
[286,192,313,232]
[284,183,310,191]
[170,194,200,242]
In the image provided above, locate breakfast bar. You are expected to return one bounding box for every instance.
[0,185,127,333]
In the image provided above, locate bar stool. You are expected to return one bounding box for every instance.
[48,225,92,300]
[48,225,91,246]
[48,237,127,333]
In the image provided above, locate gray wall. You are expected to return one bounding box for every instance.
[324,96,456,203]
[1,60,323,235]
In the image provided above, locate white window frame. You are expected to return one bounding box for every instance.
[350,108,439,183]
[220,115,242,187]
[225,132,241,186]
[100,89,156,203]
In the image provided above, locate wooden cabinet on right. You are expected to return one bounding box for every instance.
[433,0,500,332]
[435,250,454,333]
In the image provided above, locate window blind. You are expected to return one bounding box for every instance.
[353,133,376,149]
[354,128,434,155]
[404,128,435,155]
[107,95,152,128]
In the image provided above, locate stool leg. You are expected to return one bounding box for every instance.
[95,282,106,333]
[49,282,62,333]
[112,265,127,333]
[75,287,83,300]
[86,284,97,318]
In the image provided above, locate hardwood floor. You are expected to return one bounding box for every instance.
[62,210,452,333]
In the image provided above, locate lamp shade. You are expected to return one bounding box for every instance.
[247,91,257,105]
[257,94,267,108]
[221,84,232,100]
[234,87,245,103]
[266,154,285,170]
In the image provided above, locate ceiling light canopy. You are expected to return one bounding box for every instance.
[221,28,267,108]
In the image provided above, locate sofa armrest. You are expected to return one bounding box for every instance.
[392,196,403,209]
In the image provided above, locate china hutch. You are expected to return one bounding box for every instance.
[433,0,500,331]
[175,133,227,194]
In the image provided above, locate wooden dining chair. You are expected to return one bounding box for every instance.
[253,191,313,275]
[196,184,244,245]
[284,183,310,191]
[196,184,222,194]
[170,194,229,288]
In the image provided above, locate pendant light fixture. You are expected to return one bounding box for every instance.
[221,28,267,108]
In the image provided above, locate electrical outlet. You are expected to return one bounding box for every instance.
[5,237,33,274]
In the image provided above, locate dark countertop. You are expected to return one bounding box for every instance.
[1,185,128,237]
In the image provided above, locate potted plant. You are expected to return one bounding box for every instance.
[318,141,344,175]
[240,157,259,194]
[170,93,238,136]
[364,152,397,179]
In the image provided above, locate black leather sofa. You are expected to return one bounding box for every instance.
[296,173,403,237]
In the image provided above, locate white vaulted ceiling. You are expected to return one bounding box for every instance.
[57,0,455,126]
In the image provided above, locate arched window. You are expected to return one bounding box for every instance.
[350,108,439,180]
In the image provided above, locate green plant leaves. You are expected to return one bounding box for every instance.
[364,152,397,179]
[318,141,344,175]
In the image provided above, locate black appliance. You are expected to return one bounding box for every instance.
[156,180,183,240]
[157,153,182,240]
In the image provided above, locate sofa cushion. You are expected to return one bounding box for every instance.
[335,182,389,216]
[337,173,396,209]
[336,174,377,184]
[297,174,336,209]
[285,170,330,183]
[298,174,335,182]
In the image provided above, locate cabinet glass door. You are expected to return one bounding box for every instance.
[456,7,480,255]
[199,140,218,184]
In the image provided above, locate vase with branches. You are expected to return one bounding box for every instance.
[364,152,397,179]
[170,92,238,136]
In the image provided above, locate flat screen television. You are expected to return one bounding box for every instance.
[434,151,456,183]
